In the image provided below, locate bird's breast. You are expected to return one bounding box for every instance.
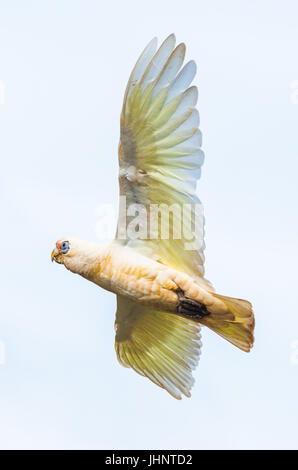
[91,245,178,311]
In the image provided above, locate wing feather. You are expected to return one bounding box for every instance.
[166,60,197,102]
[115,296,201,399]
[140,34,176,88]
[123,37,158,108]
[117,36,206,278]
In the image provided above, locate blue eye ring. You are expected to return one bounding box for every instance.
[60,240,70,254]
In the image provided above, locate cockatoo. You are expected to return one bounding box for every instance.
[51,34,254,399]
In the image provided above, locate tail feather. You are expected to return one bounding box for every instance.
[200,293,255,352]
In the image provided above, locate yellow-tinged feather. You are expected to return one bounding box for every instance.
[115,295,201,399]
[117,39,205,279]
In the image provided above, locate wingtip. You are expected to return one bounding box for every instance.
[176,42,186,59]
[163,33,176,47]
[150,36,158,47]
[188,59,197,74]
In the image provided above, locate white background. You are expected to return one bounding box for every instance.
[0,0,298,449]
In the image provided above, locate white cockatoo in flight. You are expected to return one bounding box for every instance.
[52,35,254,399]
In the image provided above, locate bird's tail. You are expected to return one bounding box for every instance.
[200,293,255,352]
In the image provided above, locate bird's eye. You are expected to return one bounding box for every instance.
[60,241,70,254]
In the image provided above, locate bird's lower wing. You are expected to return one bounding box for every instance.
[115,295,202,399]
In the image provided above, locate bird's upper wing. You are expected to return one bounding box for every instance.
[116,34,206,280]
[115,295,201,399]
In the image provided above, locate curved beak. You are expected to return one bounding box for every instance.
[51,247,63,264]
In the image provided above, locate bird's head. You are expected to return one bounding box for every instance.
[51,238,73,266]
[51,237,103,277]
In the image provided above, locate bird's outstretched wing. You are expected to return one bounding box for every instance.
[115,295,201,399]
[114,36,207,397]
[116,34,206,280]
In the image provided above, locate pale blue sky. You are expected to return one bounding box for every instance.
[0,0,298,449]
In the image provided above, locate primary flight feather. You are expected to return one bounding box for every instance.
[51,34,255,399]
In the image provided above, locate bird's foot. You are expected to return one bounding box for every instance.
[176,288,210,319]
